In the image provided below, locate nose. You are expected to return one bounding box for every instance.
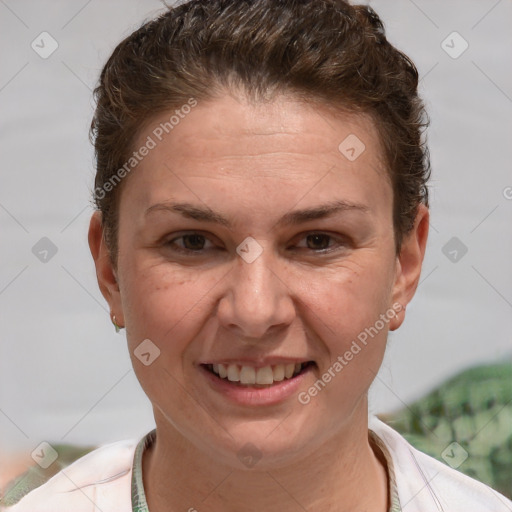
[216,246,296,340]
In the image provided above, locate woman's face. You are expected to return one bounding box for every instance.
[90,92,428,468]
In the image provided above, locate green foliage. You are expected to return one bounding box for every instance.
[380,362,512,499]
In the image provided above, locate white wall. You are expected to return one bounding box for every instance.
[1,0,511,453]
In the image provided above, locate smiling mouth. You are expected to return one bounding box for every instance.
[202,361,316,387]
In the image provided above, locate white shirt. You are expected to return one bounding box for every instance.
[5,417,512,511]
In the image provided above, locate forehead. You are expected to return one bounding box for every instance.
[124,93,391,216]
[138,93,383,162]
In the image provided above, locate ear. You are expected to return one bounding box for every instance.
[389,204,429,331]
[88,212,124,327]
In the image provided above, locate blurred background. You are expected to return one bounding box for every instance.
[1,0,511,491]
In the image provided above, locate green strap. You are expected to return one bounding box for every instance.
[131,430,156,512]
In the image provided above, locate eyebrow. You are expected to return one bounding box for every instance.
[144,199,370,228]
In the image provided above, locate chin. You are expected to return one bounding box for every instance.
[199,415,321,470]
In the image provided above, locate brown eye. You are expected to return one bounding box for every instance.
[292,232,349,254]
[166,233,215,253]
[181,234,206,251]
[305,234,331,250]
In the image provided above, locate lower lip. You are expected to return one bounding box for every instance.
[199,365,314,406]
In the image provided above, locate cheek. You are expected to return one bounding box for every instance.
[120,263,222,408]
[297,254,395,345]
[120,258,219,355]
[296,259,395,417]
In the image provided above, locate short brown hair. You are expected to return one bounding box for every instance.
[90,0,430,264]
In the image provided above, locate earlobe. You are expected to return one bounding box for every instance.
[389,204,429,331]
[88,212,124,325]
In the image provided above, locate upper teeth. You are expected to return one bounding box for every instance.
[211,363,304,385]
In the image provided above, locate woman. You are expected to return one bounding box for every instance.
[7,0,511,510]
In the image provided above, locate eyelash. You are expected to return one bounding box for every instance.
[164,232,348,255]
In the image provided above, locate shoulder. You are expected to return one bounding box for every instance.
[369,416,512,512]
[3,439,138,512]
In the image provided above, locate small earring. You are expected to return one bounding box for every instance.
[111,314,123,333]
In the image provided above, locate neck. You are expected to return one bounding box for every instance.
[143,404,389,512]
